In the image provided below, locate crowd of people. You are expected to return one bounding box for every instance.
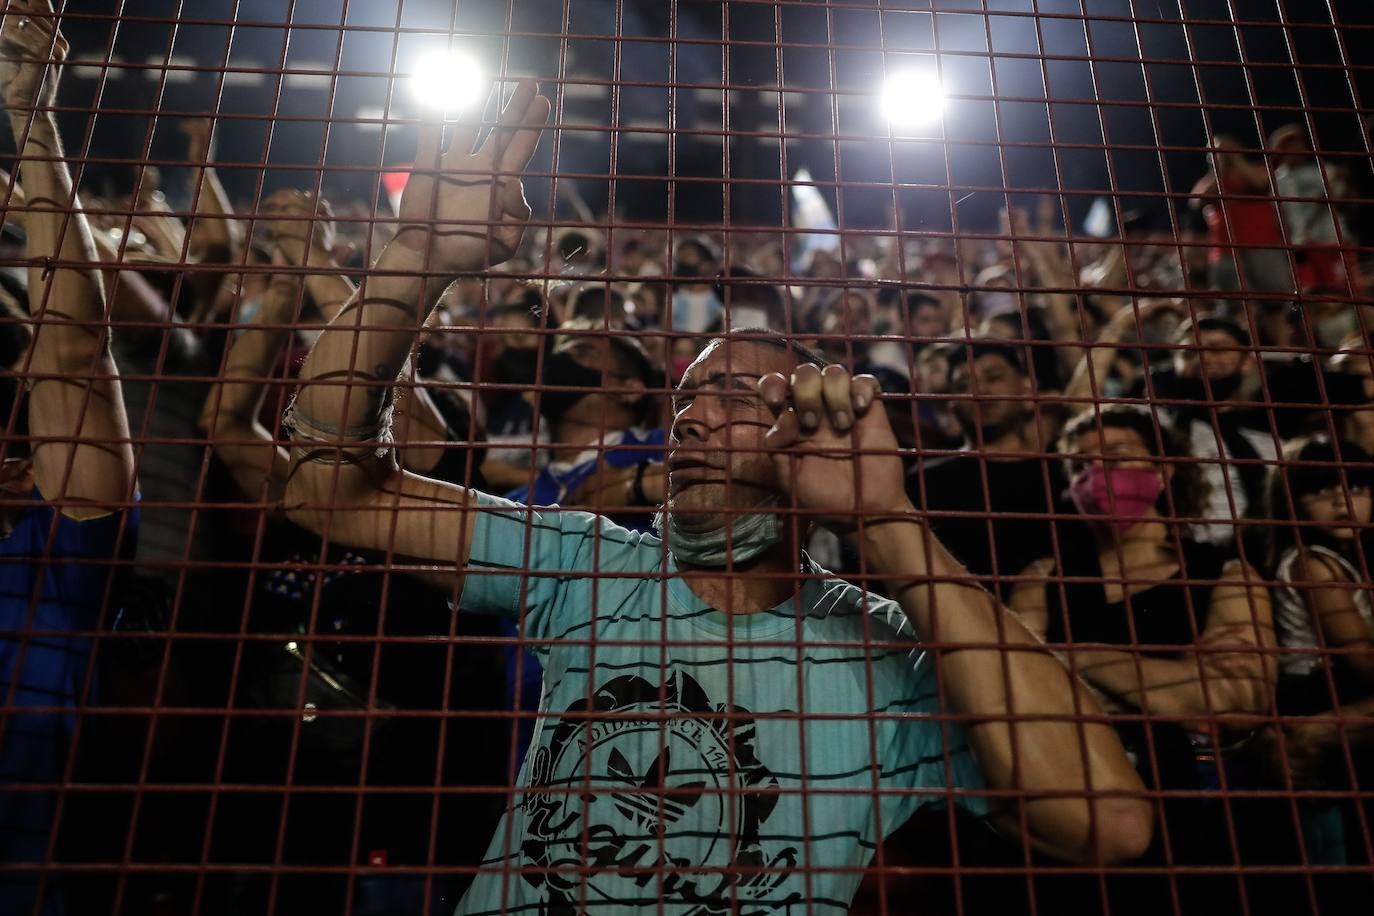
[4,4,1374,916]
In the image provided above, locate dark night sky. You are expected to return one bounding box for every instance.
[10,0,1374,232]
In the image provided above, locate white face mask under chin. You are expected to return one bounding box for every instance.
[653,497,784,567]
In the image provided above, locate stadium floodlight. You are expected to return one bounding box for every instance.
[409,49,485,114]
[879,69,946,128]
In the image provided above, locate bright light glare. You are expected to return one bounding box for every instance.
[879,70,945,127]
[409,50,484,113]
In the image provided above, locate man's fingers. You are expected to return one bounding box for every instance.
[446,114,482,163]
[821,365,853,432]
[852,374,881,414]
[412,120,446,176]
[501,175,531,222]
[790,363,823,431]
[498,85,551,176]
[765,408,799,450]
[758,372,788,415]
[497,78,538,129]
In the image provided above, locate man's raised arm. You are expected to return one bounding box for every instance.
[759,364,1154,866]
[282,80,548,569]
[2,3,134,517]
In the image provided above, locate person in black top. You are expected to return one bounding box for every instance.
[905,340,1069,599]
[1010,404,1278,916]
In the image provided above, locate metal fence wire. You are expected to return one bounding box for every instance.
[4,0,1374,914]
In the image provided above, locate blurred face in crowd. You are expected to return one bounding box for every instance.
[1270,124,1313,165]
[493,308,540,353]
[629,285,664,328]
[974,267,1018,316]
[910,301,947,341]
[1299,478,1372,541]
[1065,425,1161,479]
[808,250,842,279]
[552,336,646,426]
[977,314,1021,341]
[818,292,873,363]
[1173,328,1248,384]
[674,240,716,284]
[1063,424,1171,530]
[421,304,477,366]
[755,244,786,279]
[916,346,950,394]
[948,352,1030,440]
[668,340,792,533]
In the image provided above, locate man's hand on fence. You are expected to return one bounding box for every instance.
[759,364,902,530]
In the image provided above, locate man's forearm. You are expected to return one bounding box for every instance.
[11,113,102,304]
[292,244,436,438]
[860,513,1151,863]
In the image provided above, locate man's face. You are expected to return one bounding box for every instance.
[668,340,792,532]
[948,353,1029,436]
[674,242,715,281]
[493,310,539,352]
[554,337,645,421]
[911,303,946,340]
[1173,329,1247,382]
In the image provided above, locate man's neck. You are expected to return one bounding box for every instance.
[679,539,799,615]
[966,423,1034,458]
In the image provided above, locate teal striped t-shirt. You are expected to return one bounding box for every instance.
[455,495,986,915]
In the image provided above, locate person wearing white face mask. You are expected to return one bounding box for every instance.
[669,236,724,332]
[714,266,785,333]
[279,79,1153,914]
[1012,403,1279,916]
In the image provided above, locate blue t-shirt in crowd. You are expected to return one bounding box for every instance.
[1,496,137,913]
[505,426,667,509]
[454,495,986,915]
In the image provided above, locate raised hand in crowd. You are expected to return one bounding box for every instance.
[1063,297,1187,403]
[283,81,548,566]
[180,116,243,300]
[260,188,354,313]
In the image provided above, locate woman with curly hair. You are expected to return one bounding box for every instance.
[1011,403,1277,916]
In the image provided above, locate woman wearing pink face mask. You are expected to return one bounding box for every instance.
[1010,404,1279,916]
